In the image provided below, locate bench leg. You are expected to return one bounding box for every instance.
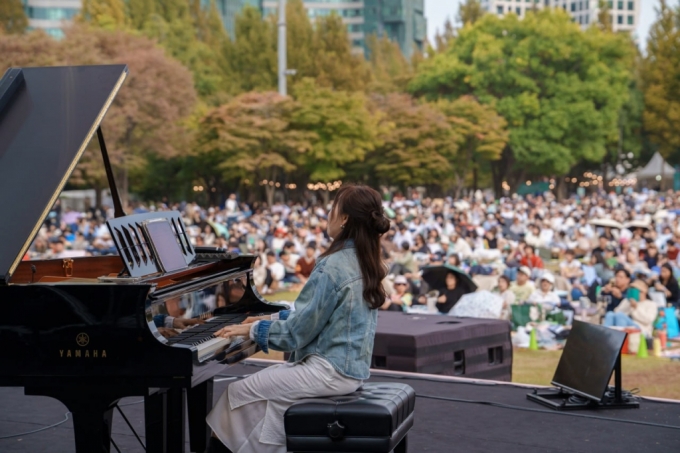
[394,434,408,453]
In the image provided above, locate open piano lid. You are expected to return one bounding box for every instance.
[0,65,128,285]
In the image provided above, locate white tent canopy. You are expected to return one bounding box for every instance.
[637,152,676,181]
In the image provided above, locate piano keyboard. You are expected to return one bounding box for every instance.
[166,314,248,362]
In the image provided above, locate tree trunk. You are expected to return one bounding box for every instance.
[556,177,567,201]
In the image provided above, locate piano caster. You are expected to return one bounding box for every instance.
[25,386,123,453]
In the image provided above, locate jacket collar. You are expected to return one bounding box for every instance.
[342,239,355,249]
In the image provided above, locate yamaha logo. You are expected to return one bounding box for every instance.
[76,333,89,347]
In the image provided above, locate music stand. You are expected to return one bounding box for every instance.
[527,321,639,410]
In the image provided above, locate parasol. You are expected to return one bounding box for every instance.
[588,219,623,229]
[448,290,503,319]
[623,220,652,231]
[421,264,477,294]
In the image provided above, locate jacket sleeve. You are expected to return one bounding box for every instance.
[252,267,339,353]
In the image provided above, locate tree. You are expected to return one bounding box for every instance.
[366,34,413,93]
[433,18,455,52]
[79,0,128,29]
[224,6,277,92]
[59,26,197,206]
[196,92,314,206]
[457,0,485,27]
[597,0,613,32]
[435,96,508,195]
[409,9,634,191]
[290,79,377,202]
[366,94,456,189]
[312,14,371,91]
[0,0,27,34]
[642,0,680,162]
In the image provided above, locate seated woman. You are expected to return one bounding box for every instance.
[496,275,516,320]
[205,185,391,453]
[603,280,658,337]
[381,275,413,311]
[527,272,561,309]
[435,271,467,314]
[652,263,680,307]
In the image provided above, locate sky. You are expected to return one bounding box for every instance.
[424,0,660,51]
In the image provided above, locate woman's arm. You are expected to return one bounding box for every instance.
[253,268,340,353]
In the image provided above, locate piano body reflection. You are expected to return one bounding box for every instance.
[0,65,285,452]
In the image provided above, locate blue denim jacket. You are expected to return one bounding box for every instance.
[253,240,378,380]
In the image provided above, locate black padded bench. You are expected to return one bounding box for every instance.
[284,383,415,453]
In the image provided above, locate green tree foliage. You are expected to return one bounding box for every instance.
[196,92,314,206]
[80,0,227,98]
[311,14,371,91]
[457,0,485,26]
[435,96,508,193]
[0,0,28,34]
[284,0,315,84]
[366,34,413,93]
[433,18,455,52]
[224,6,277,92]
[80,0,128,29]
[409,9,634,186]
[642,0,680,162]
[367,94,456,188]
[597,0,613,32]
[291,78,377,185]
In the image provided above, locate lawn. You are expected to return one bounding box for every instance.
[260,290,680,400]
[513,348,680,400]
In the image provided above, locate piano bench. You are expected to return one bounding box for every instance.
[284,382,415,453]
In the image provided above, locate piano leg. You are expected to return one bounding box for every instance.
[187,378,214,453]
[25,386,120,453]
[166,387,186,453]
[145,387,189,453]
[145,389,168,452]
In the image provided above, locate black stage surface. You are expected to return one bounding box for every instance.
[1,360,678,452]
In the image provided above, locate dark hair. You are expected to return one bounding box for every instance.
[565,249,575,255]
[320,185,390,309]
[660,263,674,280]
[615,268,631,280]
[499,275,511,287]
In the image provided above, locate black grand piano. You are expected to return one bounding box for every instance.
[0,65,284,452]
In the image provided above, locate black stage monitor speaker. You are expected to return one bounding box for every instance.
[527,321,639,410]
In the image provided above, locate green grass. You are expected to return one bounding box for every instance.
[258,289,680,400]
[513,348,680,399]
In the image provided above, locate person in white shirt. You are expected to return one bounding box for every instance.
[528,272,561,309]
[450,232,472,260]
[266,251,285,291]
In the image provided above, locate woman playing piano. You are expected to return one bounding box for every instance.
[206,185,390,453]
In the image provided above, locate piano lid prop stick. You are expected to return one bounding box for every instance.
[96,126,126,218]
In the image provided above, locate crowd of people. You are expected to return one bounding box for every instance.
[27,188,680,337]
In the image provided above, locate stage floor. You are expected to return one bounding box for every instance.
[0,360,679,452]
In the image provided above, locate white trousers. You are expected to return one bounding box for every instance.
[206,355,362,453]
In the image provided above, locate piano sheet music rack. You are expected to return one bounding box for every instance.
[107,212,195,278]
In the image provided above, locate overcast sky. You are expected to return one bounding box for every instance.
[424,0,660,51]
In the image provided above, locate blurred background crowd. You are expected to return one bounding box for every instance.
[28,188,680,334]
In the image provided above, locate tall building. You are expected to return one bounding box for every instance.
[363,0,426,58]
[23,0,80,38]
[480,0,640,33]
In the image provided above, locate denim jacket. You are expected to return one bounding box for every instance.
[253,240,378,380]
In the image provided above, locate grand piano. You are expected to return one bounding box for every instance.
[0,65,284,452]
